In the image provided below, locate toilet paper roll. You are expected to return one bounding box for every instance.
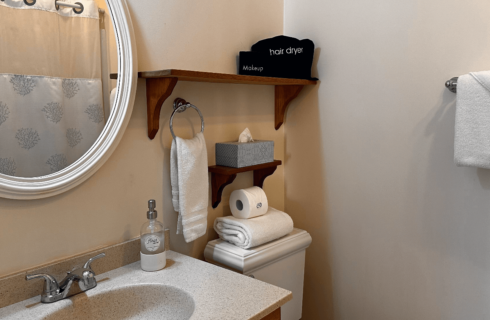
[230,187,268,219]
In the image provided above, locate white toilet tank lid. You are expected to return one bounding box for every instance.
[204,228,312,274]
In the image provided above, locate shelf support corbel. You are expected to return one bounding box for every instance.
[145,77,178,139]
[211,173,237,209]
[274,85,304,130]
[253,166,278,188]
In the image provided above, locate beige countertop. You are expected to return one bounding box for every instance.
[0,250,292,320]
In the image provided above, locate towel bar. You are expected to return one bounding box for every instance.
[445,77,458,93]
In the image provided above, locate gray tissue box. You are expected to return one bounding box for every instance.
[216,140,274,168]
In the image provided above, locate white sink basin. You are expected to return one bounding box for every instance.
[42,284,195,320]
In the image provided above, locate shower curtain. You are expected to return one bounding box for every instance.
[0,0,105,177]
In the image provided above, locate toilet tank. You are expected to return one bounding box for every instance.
[204,228,312,320]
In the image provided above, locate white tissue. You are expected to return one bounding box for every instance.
[238,128,254,143]
[230,186,268,219]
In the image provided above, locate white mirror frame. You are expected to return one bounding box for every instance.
[0,0,137,200]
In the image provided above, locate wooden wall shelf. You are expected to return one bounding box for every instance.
[111,69,317,140]
[208,160,282,208]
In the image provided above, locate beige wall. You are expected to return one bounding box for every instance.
[284,0,490,319]
[0,0,284,277]
[94,0,117,76]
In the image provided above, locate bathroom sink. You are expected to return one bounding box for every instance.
[0,251,292,320]
[42,284,195,320]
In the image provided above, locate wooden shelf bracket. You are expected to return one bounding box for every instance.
[274,85,304,130]
[253,165,278,188]
[209,160,282,209]
[210,173,238,209]
[145,77,178,140]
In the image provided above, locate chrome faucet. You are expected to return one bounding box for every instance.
[25,253,105,303]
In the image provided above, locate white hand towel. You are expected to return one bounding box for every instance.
[455,71,490,168]
[214,207,294,249]
[109,87,117,113]
[170,132,208,243]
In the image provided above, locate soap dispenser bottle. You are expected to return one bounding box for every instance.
[140,200,166,272]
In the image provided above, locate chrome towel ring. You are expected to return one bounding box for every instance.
[170,98,205,140]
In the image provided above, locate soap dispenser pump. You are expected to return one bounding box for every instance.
[140,199,166,272]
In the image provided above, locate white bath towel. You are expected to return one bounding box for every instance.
[170,132,208,243]
[214,207,294,249]
[455,71,490,168]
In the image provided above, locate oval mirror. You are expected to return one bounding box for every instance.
[0,0,137,199]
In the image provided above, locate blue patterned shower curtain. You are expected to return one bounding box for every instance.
[0,0,105,177]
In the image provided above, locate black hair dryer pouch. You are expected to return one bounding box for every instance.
[239,35,318,80]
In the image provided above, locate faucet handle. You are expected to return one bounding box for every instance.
[25,273,60,296]
[83,252,106,270]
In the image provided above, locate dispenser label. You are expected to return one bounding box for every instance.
[144,235,161,252]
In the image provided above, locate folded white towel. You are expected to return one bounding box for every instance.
[170,132,208,243]
[455,71,490,168]
[214,207,294,249]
